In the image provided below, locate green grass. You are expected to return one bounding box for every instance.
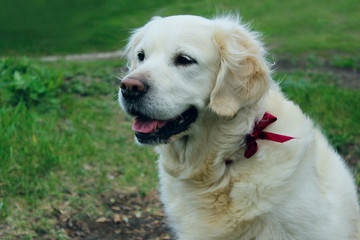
[0,59,158,238]
[0,0,359,56]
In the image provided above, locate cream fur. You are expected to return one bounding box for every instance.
[119,15,360,240]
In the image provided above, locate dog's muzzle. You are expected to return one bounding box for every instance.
[119,76,198,144]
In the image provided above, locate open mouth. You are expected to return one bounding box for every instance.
[132,106,198,144]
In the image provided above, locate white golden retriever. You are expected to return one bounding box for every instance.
[118,15,360,240]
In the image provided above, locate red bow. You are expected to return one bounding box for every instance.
[244,112,294,158]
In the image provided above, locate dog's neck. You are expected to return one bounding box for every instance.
[156,100,266,185]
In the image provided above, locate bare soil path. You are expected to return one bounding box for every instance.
[39,50,360,89]
[55,190,174,240]
[39,50,124,62]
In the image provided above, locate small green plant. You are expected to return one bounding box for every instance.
[0,58,63,107]
[331,55,360,71]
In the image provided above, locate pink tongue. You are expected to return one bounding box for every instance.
[132,118,168,133]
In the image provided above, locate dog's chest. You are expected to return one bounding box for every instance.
[158,164,264,239]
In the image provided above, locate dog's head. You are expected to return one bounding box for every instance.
[119,15,271,144]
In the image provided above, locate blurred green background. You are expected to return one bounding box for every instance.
[0,0,359,56]
[0,0,359,239]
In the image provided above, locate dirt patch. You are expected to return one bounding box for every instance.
[55,190,174,240]
[275,58,360,89]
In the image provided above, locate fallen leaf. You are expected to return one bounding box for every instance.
[96,217,111,223]
[122,216,129,225]
[113,214,121,223]
[135,211,142,218]
[111,206,121,211]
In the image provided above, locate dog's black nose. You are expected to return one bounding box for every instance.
[120,77,148,99]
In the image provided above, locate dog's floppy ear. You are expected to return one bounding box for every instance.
[210,16,271,117]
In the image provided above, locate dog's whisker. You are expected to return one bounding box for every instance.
[111,93,119,102]
[113,74,123,82]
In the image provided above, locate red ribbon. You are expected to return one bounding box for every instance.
[244,112,294,158]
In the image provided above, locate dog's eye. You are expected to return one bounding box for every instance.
[174,54,197,66]
[137,51,145,62]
